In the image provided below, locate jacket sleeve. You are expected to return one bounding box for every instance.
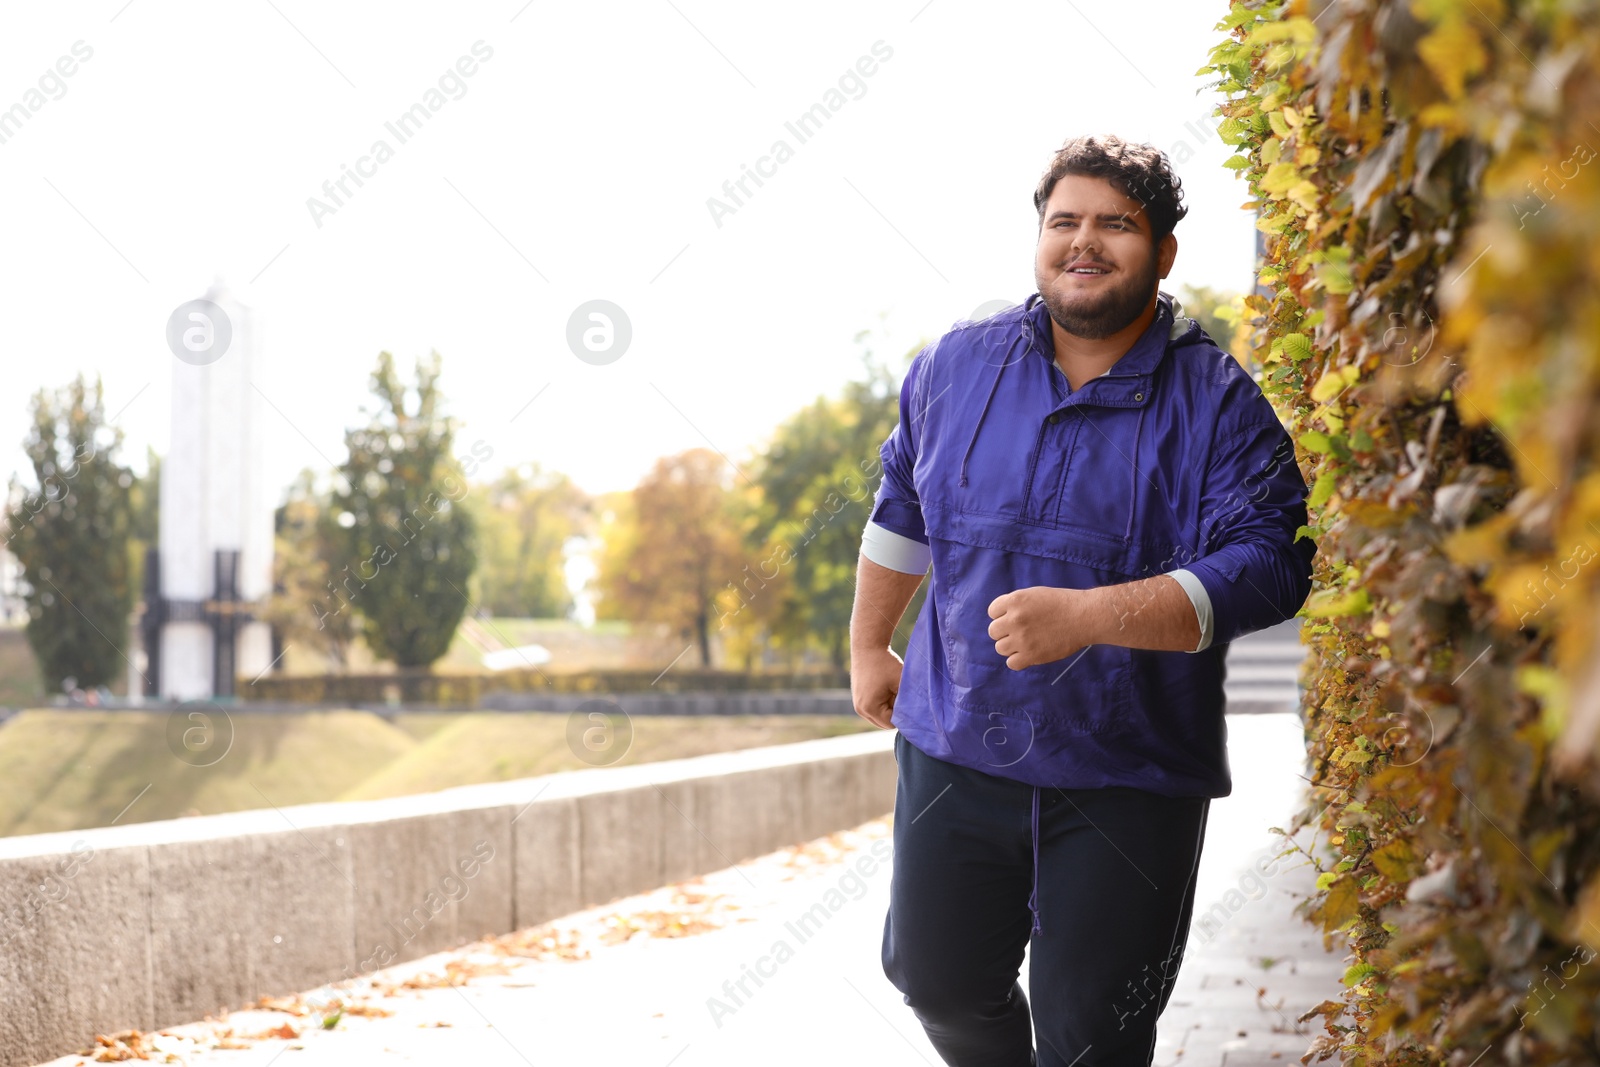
[1179,390,1317,647]
[865,345,932,547]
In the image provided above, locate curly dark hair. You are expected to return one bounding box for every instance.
[1032,134,1188,244]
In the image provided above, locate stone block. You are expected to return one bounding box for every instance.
[247,824,357,997]
[512,796,581,929]
[576,785,662,908]
[0,843,151,1067]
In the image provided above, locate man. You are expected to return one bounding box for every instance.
[849,134,1316,1067]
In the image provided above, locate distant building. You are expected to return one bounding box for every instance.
[0,542,24,624]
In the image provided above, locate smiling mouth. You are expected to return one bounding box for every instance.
[1065,265,1110,276]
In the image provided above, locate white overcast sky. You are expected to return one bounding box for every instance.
[0,0,1254,502]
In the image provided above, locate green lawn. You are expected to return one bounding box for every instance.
[0,628,48,707]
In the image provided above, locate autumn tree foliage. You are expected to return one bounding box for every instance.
[745,350,909,671]
[1205,1,1600,1062]
[594,448,744,668]
[265,470,356,670]
[466,463,589,619]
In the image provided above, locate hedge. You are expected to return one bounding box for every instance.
[1204,1,1600,1063]
[242,667,852,706]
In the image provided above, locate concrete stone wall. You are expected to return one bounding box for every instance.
[0,730,896,1067]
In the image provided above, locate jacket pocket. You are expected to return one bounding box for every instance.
[939,569,1136,735]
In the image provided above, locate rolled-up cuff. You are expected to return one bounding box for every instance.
[861,520,932,575]
[1166,568,1214,653]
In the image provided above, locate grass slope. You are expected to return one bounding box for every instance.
[341,713,876,801]
[0,710,417,837]
[0,711,874,837]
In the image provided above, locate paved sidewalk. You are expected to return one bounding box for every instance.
[37,713,1345,1066]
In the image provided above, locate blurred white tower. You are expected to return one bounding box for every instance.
[143,279,274,700]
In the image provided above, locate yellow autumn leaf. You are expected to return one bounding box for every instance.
[1288,179,1320,210]
[1372,839,1420,881]
[1416,16,1487,99]
[1261,162,1301,196]
[1263,42,1297,72]
[1321,876,1361,931]
[1311,365,1360,401]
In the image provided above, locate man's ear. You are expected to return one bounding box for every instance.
[1157,232,1178,278]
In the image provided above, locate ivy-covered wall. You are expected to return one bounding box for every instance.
[1204,2,1600,1063]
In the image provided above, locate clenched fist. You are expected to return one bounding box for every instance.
[986,586,1101,670]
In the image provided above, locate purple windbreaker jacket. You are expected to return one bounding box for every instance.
[869,290,1316,802]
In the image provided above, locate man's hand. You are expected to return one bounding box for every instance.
[986,586,1102,670]
[850,645,904,728]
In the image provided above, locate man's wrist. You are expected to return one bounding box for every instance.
[1079,577,1193,650]
[1072,585,1121,647]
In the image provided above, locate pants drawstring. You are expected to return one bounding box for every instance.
[1027,785,1042,935]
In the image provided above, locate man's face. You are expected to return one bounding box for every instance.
[1034,173,1176,340]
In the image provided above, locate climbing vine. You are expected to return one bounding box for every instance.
[1204,1,1600,1063]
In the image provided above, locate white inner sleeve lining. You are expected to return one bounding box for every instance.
[861,520,932,575]
[861,523,1210,650]
[1166,568,1214,653]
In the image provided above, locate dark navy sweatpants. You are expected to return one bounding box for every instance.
[881,731,1211,1067]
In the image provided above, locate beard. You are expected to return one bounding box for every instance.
[1035,254,1159,341]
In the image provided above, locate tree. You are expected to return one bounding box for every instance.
[746,340,912,670]
[593,448,744,667]
[467,463,589,618]
[263,469,356,669]
[1175,283,1247,363]
[4,375,135,690]
[326,351,478,669]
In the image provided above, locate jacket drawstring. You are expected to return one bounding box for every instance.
[1027,785,1042,935]
[959,320,1032,489]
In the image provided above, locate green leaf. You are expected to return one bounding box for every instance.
[1319,248,1353,294]
[1305,587,1372,617]
[1342,963,1379,987]
[1302,431,1333,453]
[1308,469,1338,508]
